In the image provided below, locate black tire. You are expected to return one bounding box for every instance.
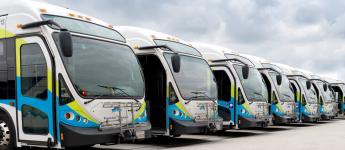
[0,113,16,150]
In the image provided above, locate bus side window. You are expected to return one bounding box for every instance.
[238,88,245,104]
[0,40,6,99]
[59,75,74,105]
[20,44,48,100]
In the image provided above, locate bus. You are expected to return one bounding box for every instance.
[0,0,150,149]
[310,75,336,120]
[192,43,270,129]
[325,78,345,116]
[116,27,223,137]
[273,64,320,122]
[241,54,297,124]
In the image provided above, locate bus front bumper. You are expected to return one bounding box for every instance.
[170,118,223,135]
[302,114,320,122]
[238,116,270,128]
[273,115,297,124]
[321,113,335,120]
[60,122,151,147]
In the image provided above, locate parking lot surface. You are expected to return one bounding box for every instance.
[91,117,345,150]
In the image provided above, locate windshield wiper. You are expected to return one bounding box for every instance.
[84,94,105,105]
[185,91,216,104]
[97,85,139,103]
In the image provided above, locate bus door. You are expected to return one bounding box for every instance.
[289,80,301,121]
[212,66,235,128]
[16,36,56,145]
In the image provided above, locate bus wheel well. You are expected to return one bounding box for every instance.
[0,107,17,148]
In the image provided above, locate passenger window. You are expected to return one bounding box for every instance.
[0,40,3,56]
[0,40,6,99]
[59,76,74,105]
[238,88,245,104]
[22,105,48,134]
[20,44,48,100]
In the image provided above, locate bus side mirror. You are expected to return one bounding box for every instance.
[171,54,181,73]
[276,74,282,86]
[323,84,328,91]
[306,81,311,90]
[242,65,249,79]
[59,30,73,57]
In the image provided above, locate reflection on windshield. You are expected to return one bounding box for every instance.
[299,78,318,104]
[164,53,217,100]
[56,35,144,98]
[269,72,294,102]
[234,65,268,102]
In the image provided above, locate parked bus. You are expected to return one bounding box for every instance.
[325,78,345,116]
[116,27,223,137]
[0,0,150,149]
[241,54,297,124]
[273,64,320,122]
[310,75,336,120]
[191,43,270,129]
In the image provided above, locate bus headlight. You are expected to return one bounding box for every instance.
[65,112,74,120]
[76,115,81,122]
[83,118,88,124]
[241,109,246,114]
[173,109,180,116]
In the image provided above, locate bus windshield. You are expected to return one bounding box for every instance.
[234,65,268,102]
[164,53,217,100]
[299,78,318,104]
[315,82,333,102]
[55,35,144,99]
[269,72,294,102]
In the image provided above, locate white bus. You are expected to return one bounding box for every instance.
[310,75,336,120]
[273,64,320,122]
[192,43,270,129]
[241,54,297,124]
[116,27,223,137]
[0,0,150,149]
[325,78,345,116]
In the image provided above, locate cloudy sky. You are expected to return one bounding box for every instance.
[42,0,345,80]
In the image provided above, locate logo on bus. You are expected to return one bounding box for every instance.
[112,107,122,112]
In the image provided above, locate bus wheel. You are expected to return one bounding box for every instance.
[0,114,15,149]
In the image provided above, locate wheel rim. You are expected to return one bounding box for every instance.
[0,120,10,147]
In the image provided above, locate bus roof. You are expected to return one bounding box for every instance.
[239,54,270,69]
[1,0,113,33]
[292,68,313,79]
[324,77,344,85]
[116,26,191,47]
[191,42,237,61]
[272,63,297,76]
